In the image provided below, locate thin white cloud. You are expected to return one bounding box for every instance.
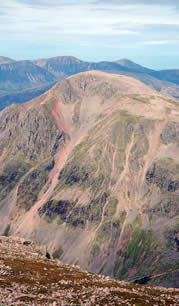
[142,40,179,45]
[0,0,144,40]
[0,0,179,42]
[0,0,179,68]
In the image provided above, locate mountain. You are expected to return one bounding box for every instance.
[1,236,178,305]
[0,71,178,288]
[157,69,179,85]
[34,56,179,99]
[33,56,152,79]
[0,60,56,92]
[115,58,154,74]
[0,82,56,111]
[33,56,90,80]
[160,83,179,99]
[0,56,179,113]
[0,56,15,65]
[114,70,179,99]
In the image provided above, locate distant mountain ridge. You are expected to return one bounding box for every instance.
[0,60,56,92]
[0,55,179,111]
[33,56,90,79]
[25,55,179,99]
[0,82,56,111]
[115,58,155,74]
[0,56,15,65]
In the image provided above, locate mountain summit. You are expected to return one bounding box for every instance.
[0,71,178,288]
[115,59,154,74]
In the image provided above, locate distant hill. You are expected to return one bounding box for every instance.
[0,56,15,65]
[115,58,154,74]
[156,69,179,85]
[33,56,90,79]
[0,60,56,92]
[0,82,56,111]
[34,56,179,98]
[34,56,150,82]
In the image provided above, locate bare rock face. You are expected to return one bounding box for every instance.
[0,236,178,305]
[0,71,178,289]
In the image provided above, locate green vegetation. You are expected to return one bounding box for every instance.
[44,216,53,224]
[17,169,48,211]
[114,225,161,281]
[0,160,31,201]
[128,94,150,104]
[149,214,153,222]
[95,210,127,249]
[42,97,55,113]
[90,243,100,257]
[104,197,118,218]
[96,220,111,243]
[133,215,142,228]
[57,218,64,225]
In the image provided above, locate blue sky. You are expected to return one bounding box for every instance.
[1,0,179,69]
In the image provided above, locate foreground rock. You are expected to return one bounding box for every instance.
[0,236,178,305]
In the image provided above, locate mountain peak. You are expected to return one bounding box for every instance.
[117,58,136,64]
[116,58,153,73]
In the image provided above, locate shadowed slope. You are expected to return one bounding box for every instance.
[0,61,55,92]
